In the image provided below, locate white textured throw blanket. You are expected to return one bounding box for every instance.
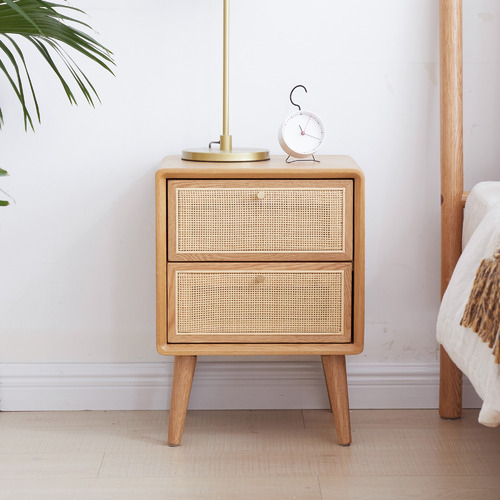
[437,182,500,427]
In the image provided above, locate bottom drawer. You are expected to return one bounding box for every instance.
[167,262,352,343]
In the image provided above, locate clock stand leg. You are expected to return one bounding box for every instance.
[168,355,197,447]
[321,355,352,446]
[285,155,320,164]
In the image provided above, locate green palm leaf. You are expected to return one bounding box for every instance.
[0,167,9,205]
[0,0,114,130]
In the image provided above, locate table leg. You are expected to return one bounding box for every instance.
[321,355,352,446]
[168,355,197,446]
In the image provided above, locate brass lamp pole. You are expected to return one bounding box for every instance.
[182,0,269,162]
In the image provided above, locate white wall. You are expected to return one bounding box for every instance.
[0,1,499,409]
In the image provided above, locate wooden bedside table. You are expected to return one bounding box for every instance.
[156,155,365,446]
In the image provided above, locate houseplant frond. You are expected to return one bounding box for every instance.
[0,167,9,205]
[0,0,114,130]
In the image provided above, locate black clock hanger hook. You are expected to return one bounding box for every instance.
[290,85,307,111]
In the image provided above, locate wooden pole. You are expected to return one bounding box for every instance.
[439,0,463,419]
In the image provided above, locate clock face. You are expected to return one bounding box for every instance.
[278,110,325,158]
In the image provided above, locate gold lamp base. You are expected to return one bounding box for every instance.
[182,2,269,164]
[182,147,270,162]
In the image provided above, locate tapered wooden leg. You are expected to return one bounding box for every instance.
[439,346,462,419]
[321,355,352,446]
[168,355,197,446]
[323,362,334,414]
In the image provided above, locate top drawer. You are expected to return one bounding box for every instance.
[167,179,353,261]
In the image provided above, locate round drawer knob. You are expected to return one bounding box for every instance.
[255,275,266,283]
[257,191,265,200]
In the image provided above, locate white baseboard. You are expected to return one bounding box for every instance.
[0,361,482,411]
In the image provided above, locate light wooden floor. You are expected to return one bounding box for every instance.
[0,409,498,499]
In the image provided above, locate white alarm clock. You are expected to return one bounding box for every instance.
[278,85,325,161]
[278,109,326,159]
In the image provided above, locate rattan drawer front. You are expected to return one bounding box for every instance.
[167,262,352,343]
[168,180,353,261]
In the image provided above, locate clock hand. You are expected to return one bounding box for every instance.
[304,133,321,140]
[303,116,312,133]
[299,124,305,135]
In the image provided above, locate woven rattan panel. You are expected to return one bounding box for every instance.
[176,271,345,335]
[176,187,345,253]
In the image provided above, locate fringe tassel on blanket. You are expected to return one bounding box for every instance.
[460,248,500,364]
